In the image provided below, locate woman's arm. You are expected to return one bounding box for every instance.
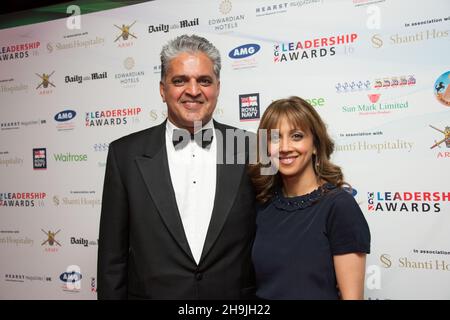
[333,253,367,300]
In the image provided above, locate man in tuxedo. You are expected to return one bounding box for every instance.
[97,34,256,299]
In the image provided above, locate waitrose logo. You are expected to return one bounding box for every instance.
[54,153,87,162]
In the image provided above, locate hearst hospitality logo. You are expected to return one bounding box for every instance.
[85,107,142,127]
[1,119,46,131]
[434,71,450,107]
[4,274,52,283]
[239,93,260,121]
[209,0,245,33]
[367,191,449,213]
[255,2,288,17]
[341,95,410,116]
[228,43,261,70]
[0,192,46,208]
[274,33,358,63]
[115,57,145,88]
[0,41,40,62]
[114,21,137,48]
[148,18,199,34]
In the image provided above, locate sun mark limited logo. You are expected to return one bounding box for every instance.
[434,71,450,107]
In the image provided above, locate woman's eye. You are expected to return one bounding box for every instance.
[292,133,303,140]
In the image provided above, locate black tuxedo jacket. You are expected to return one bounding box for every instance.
[97,120,256,299]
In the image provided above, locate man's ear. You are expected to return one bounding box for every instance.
[159,81,166,102]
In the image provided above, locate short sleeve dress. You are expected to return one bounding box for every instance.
[252,183,371,300]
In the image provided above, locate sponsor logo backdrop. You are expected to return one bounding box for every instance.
[0,0,449,299]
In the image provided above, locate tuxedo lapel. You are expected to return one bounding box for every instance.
[200,121,245,263]
[135,121,195,262]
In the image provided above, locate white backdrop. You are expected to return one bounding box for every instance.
[0,0,449,299]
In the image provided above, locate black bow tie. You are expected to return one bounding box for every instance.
[172,128,214,149]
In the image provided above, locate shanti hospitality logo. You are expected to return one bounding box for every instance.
[33,148,47,170]
[239,93,260,121]
[0,41,40,62]
[274,33,358,63]
[367,191,449,213]
[434,71,450,107]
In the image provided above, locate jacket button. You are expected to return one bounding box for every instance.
[195,273,203,281]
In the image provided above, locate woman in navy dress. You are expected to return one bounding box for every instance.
[249,96,370,300]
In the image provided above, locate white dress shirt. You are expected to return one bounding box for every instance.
[165,119,217,264]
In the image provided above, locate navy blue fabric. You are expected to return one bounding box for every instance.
[252,184,370,300]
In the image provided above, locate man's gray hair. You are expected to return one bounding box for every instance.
[160,34,221,80]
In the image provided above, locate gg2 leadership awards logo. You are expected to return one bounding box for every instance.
[434,71,450,107]
[367,191,449,213]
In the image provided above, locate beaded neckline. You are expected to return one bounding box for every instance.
[273,182,337,212]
